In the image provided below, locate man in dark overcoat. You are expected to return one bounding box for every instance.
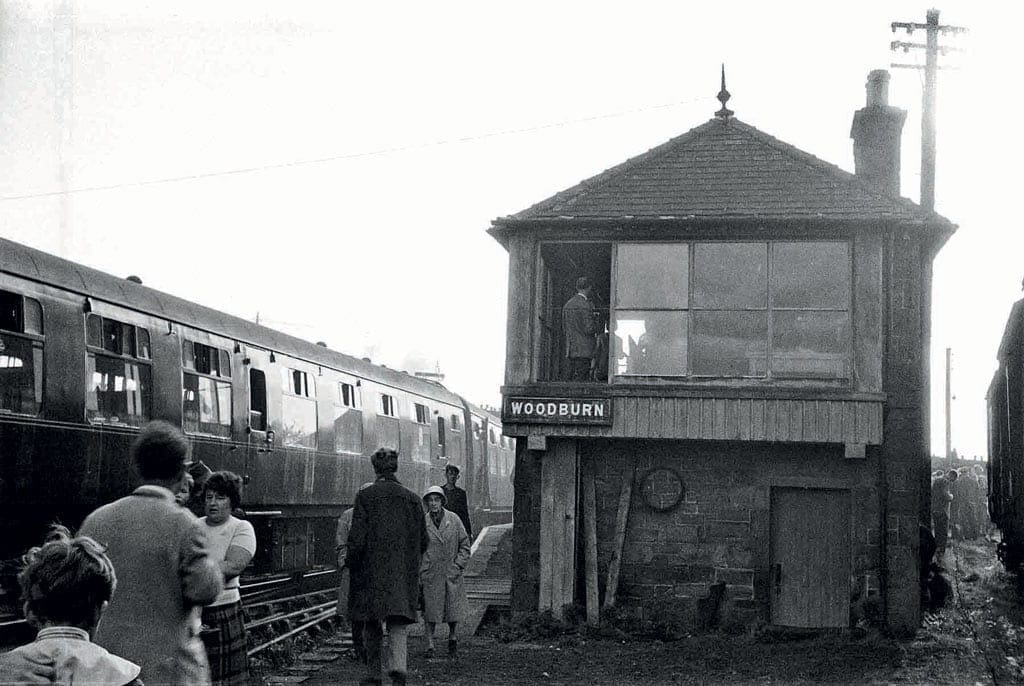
[442,463,473,542]
[562,276,601,381]
[347,448,429,686]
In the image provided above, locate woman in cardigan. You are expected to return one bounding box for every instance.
[200,471,257,686]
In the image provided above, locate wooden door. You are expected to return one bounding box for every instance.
[770,488,850,627]
[538,438,578,617]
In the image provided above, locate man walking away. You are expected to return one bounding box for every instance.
[80,420,223,685]
[347,449,429,686]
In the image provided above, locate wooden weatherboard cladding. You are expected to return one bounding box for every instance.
[505,396,882,445]
[503,397,612,426]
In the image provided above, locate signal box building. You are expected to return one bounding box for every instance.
[490,71,955,632]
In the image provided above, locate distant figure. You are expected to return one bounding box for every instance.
[79,420,223,686]
[336,482,374,664]
[953,467,980,540]
[200,471,257,686]
[419,485,471,658]
[2,529,141,685]
[931,469,959,558]
[442,464,473,542]
[562,276,601,381]
[347,449,429,686]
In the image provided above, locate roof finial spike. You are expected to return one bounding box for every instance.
[715,63,734,120]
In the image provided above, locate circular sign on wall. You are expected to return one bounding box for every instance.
[640,467,684,513]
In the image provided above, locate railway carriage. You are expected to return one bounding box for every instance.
[0,237,512,608]
[989,297,1024,571]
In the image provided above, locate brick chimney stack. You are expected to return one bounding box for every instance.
[850,70,907,197]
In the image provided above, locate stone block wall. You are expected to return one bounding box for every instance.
[585,438,881,628]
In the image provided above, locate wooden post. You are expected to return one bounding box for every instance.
[603,462,634,609]
[583,463,599,626]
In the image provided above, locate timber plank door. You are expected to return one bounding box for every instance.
[538,439,579,617]
[769,488,851,627]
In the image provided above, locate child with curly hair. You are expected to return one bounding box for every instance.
[2,527,141,685]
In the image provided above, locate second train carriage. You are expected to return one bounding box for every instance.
[989,296,1024,571]
[0,237,513,592]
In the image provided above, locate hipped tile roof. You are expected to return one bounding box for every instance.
[492,117,954,230]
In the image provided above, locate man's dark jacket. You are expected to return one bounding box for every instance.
[443,484,473,540]
[347,474,429,623]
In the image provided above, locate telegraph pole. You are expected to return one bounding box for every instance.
[944,347,952,460]
[890,9,967,212]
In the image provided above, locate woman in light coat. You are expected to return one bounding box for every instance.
[420,485,471,657]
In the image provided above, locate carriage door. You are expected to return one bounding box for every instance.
[770,488,850,628]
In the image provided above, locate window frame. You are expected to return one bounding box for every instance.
[280,366,318,449]
[84,313,152,427]
[611,239,853,381]
[181,339,232,438]
[379,393,397,418]
[0,290,45,417]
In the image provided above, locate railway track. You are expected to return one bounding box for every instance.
[0,568,342,655]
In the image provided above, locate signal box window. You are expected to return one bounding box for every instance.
[334,379,363,455]
[281,367,317,449]
[86,313,151,427]
[612,241,851,380]
[182,340,232,438]
[249,369,267,432]
[0,290,44,416]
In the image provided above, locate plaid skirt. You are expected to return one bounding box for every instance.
[201,601,249,686]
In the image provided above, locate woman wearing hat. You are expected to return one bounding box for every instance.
[420,485,471,657]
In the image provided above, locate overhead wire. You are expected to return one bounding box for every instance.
[0,95,713,202]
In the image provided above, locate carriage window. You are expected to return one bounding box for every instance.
[86,314,151,426]
[281,366,317,449]
[339,382,360,409]
[413,402,429,424]
[437,416,447,457]
[489,428,498,445]
[249,368,267,431]
[0,290,44,416]
[334,379,362,454]
[450,414,461,432]
[380,393,396,417]
[182,340,232,437]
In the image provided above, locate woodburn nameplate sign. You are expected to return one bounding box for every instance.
[503,397,612,425]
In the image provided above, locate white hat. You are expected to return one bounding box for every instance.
[422,485,446,505]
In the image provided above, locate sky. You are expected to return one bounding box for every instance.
[0,1,1018,458]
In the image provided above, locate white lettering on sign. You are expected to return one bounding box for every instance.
[504,397,611,424]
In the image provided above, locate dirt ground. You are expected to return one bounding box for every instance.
[278,539,1024,685]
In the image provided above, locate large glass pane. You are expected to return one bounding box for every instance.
[333,406,363,454]
[281,395,317,448]
[612,310,688,376]
[184,375,232,437]
[86,354,150,426]
[771,311,850,379]
[772,242,850,309]
[0,291,21,332]
[692,242,767,309]
[615,243,688,308]
[410,424,431,462]
[379,416,400,451]
[691,311,768,376]
[0,335,41,415]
